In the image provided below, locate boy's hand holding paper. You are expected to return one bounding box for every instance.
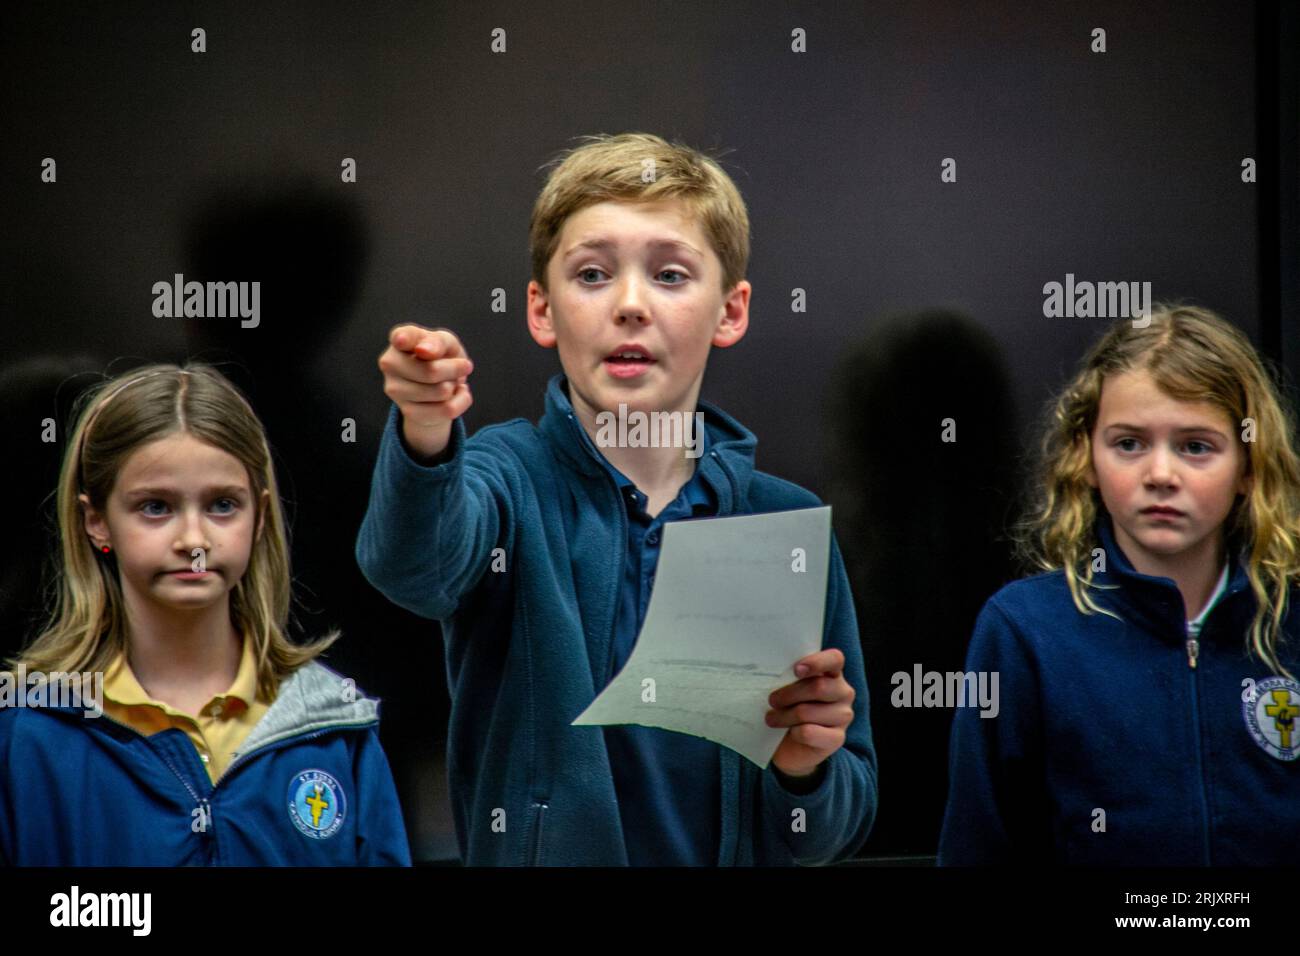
[573,506,847,772]
[766,647,854,780]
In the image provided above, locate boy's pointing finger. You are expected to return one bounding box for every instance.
[389,324,466,362]
[389,323,433,353]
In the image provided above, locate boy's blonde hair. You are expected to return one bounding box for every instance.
[7,363,336,700]
[529,132,750,295]
[1015,304,1300,677]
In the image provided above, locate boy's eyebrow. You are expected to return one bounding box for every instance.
[1103,422,1229,438]
[563,237,703,259]
[123,484,249,498]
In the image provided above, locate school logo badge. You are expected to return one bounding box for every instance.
[287,769,346,839]
[1243,677,1300,761]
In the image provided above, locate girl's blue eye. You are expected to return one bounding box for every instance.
[141,500,168,516]
[1115,438,1141,452]
[212,498,238,514]
[1184,440,1212,456]
[578,268,605,283]
[658,269,686,284]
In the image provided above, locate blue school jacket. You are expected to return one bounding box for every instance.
[355,374,878,865]
[939,513,1300,865]
[0,661,411,865]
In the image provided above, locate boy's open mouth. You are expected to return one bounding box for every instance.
[604,344,656,378]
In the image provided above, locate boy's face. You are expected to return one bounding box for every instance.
[80,433,268,620]
[1086,368,1252,577]
[526,199,750,427]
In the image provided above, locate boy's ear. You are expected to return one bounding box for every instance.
[78,492,109,548]
[711,280,751,349]
[526,279,557,349]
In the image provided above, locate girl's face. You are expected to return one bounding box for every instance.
[1087,367,1252,574]
[80,433,267,617]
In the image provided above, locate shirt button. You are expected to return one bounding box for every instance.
[200,752,210,763]
[647,531,659,545]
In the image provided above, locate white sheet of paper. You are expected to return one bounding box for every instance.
[572,505,831,768]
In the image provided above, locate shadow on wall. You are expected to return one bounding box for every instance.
[827,310,1021,858]
[0,357,107,666]
[1,177,458,863]
[180,173,457,861]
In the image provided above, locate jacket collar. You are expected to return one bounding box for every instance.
[33,660,379,752]
[537,373,758,516]
[232,661,378,760]
[1091,510,1252,643]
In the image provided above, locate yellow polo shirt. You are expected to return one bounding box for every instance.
[102,637,270,785]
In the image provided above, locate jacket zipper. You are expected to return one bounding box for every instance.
[89,710,215,860]
[1185,628,1212,865]
[529,801,549,865]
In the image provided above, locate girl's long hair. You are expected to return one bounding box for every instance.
[7,363,337,699]
[1014,304,1300,677]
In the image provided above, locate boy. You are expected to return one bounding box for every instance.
[356,132,877,865]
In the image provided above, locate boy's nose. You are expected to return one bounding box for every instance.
[613,275,650,323]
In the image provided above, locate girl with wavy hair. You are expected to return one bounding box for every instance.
[940,305,1300,864]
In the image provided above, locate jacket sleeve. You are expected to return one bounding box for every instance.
[355,404,511,621]
[937,596,1049,864]
[758,537,878,865]
[353,725,413,866]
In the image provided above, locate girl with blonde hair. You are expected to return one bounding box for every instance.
[0,363,409,865]
[940,305,1300,864]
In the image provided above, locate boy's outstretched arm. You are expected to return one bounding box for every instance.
[355,324,507,621]
[758,539,878,865]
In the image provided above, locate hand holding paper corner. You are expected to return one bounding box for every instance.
[572,506,839,769]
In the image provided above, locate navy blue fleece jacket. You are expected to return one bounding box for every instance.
[0,662,410,865]
[355,374,877,865]
[939,513,1300,865]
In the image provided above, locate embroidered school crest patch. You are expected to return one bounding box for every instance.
[1243,677,1300,761]
[287,769,346,839]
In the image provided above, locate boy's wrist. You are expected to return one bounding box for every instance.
[771,761,827,794]
[397,412,454,465]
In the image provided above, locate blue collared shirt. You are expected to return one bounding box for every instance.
[595,431,722,865]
